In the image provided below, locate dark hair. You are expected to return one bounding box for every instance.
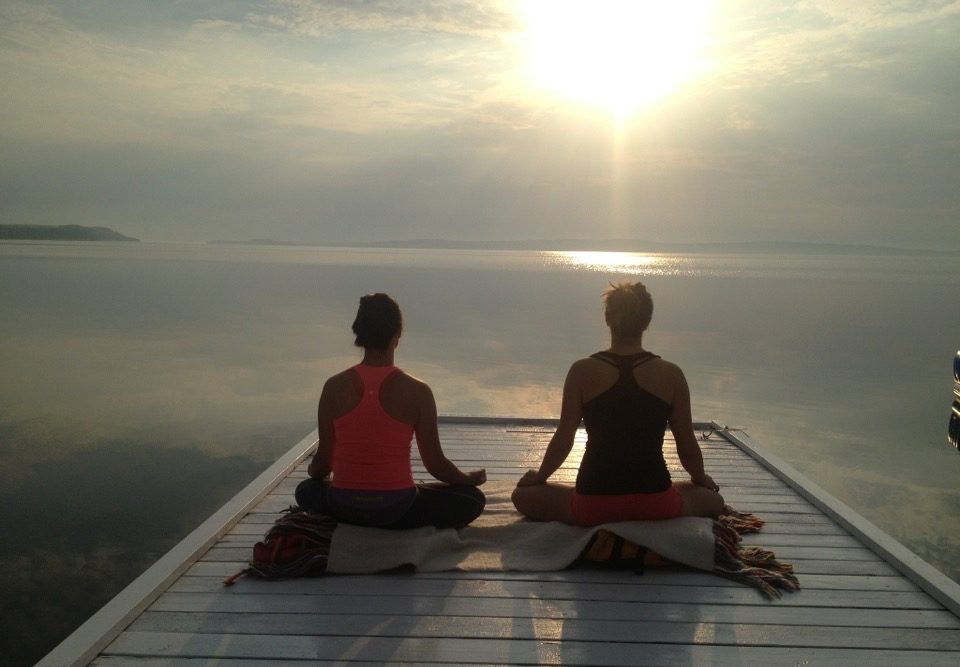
[603,281,653,340]
[352,293,403,350]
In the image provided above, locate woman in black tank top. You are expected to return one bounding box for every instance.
[512,282,724,525]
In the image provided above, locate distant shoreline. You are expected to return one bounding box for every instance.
[209,237,958,256]
[3,228,951,255]
[0,224,139,242]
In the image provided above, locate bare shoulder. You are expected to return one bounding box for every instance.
[567,357,614,403]
[650,357,685,379]
[635,357,686,401]
[382,370,434,424]
[570,357,603,375]
[323,368,358,394]
[319,368,363,418]
[390,369,433,398]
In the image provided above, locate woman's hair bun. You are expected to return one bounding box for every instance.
[352,293,403,350]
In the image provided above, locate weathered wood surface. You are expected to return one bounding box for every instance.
[55,420,960,665]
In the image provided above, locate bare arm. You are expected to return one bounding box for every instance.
[669,369,718,491]
[306,379,336,479]
[414,383,486,486]
[517,363,584,486]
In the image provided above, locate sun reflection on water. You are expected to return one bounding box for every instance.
[545,250,674,275]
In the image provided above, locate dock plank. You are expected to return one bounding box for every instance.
[99,632,960,666]
[164,575,942,610]
[148,591,960,629]
[127,611,960,651]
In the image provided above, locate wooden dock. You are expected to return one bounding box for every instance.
[41,418,960,666]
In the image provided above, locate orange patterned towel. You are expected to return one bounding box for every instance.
[575,505,798,598]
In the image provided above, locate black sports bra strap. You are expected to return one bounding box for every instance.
[590,351,659,370]
[589,352,620,368]
[632,353,660,369]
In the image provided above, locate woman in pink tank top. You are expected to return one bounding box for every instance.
[297,293,486,529]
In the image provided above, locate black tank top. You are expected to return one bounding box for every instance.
[575,351,673,495]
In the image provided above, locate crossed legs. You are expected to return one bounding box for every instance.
[511,481,724,526]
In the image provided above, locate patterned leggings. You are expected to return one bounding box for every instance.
[294,478,485,530]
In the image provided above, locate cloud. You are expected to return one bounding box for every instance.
[0,0,531,145]
[0,1,958,247]
[0,3,249,141]
[711,0,960,88]
[249,0,519,37]
[806,0,960,28]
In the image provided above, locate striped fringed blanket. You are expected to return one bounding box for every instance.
[226,481,799,598]
[713,506,799,598]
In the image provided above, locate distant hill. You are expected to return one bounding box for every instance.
[0,224,139,242]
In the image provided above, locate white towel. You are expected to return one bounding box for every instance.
[327,481,715,574]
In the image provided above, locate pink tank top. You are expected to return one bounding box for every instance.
[331,364,415,490]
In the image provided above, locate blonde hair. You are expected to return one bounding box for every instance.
[603,282,653,341]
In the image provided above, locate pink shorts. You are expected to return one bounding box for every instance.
[571,486,684,527]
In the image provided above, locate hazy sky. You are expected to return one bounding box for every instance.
[2,1,958,248]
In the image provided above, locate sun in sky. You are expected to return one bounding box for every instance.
[519,0,715,118]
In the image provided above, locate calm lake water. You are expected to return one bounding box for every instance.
[2,241,959,664]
